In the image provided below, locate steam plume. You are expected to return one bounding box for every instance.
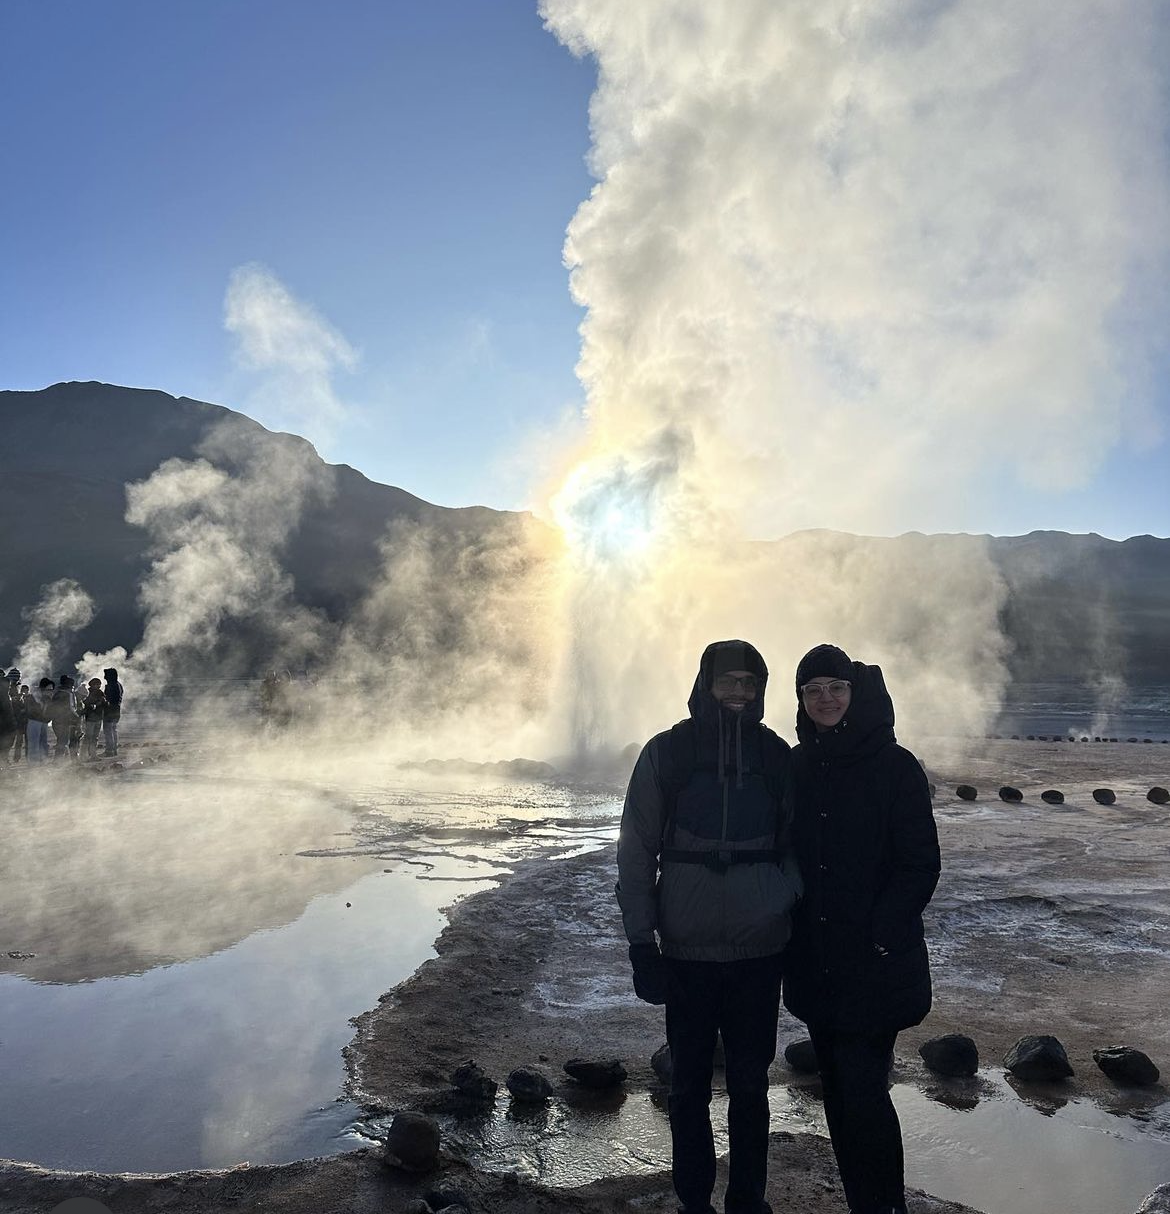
[538,0,1170,752]
[12,578,95,680]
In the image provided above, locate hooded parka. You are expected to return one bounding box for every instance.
[782,661,940,1033]
[617,640,802,962]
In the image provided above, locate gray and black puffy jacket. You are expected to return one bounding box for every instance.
[616,640,803,962]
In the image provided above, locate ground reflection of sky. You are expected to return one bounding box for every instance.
[0,769,619,1173]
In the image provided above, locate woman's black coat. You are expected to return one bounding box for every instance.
[782,662,940,1034]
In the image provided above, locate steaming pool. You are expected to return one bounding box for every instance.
[2,750,1168,1214]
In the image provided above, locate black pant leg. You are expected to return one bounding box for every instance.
[720,954,783,1213]
[665,958,720,1213]
[808,1023,905,1214]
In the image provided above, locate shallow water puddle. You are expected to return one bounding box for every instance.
[426,1074,1170,1214]
[0,865,490,1171]
[0,767,619,1173]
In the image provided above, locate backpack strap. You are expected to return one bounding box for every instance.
[658,718,697,848]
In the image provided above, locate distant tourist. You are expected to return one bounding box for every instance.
[102,667,123,757]
[81,678,106,761]
[12,682,29,763]
[618,640,801,1214]
[26,678,54,764]
[782,645,941,1214]
[49,674,80,759]
[0,670,16,763]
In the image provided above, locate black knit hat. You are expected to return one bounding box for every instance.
[709,641,764,682]
[795,644,853,694]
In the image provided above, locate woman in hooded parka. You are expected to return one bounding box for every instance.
[782,644,940,1214]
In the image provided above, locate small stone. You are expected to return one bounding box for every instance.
[1040,789,1065,805]
[1136,1182,1170,1213]
[424,1183,471,1211]
[1003,1034,1074,1081]
[919,1034,979,1077]
[1093,1046,1160,1086]
[955,784,978,801]
[563,1057,627,1088]
[506,1067,553,1102]
[1092,788,1117,805]
[1148,787,1170,806]
[784,1039,819,1074]
[403,1201,431,1214]
[651,1042,672,1083]
[383,1111,440,1173]
[451,1059,498,1102]
[998,786,1023,803]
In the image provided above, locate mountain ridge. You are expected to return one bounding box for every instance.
[2,382,1167,681]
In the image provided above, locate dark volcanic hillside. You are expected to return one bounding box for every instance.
[2,381,1168,682]
[1,381,521,665]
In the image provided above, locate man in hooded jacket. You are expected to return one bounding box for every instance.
[783,644,940,1214]
[618,640,802,1214]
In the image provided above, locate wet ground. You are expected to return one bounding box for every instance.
[403,1070,1169,1214]
[2,735,1169,1214]
[0,750,617,1172]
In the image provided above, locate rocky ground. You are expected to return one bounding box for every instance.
[2,740,1169,1214]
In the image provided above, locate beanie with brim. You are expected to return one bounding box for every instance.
[795,644,853,694]
[710,642,764,681]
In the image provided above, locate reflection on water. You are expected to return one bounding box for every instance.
[0,866,480,1171]
[425,1072,1170,1214]
[901,1073,1170,1214]
[0,766,620,1173]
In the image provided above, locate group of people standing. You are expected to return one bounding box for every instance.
[619,639,940,1214]
[0,666,124,764]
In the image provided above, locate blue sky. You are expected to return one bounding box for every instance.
[2,1,1167,538]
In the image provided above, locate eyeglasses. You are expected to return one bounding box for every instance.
[801,680,851,700]
[714,674,759,694]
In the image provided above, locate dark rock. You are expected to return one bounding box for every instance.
[1093,1046,1160,1086]
[424,1183,471,1211]
[919,1034,979,1077]
[383,1111,440,1173]
[955,784,978,801]
[1040,789,1065,805]
[563,1057,627,1088]
[651,1043,672,1083]
[1092,788,1117,805]
[784,1039,819,1074]
[505,1067,553,1103]
[1003,1034,1074,1081]
[998,786,1023,802]
[450,1059,498,1102]
[402,1201,430,1214]
[1148,787,1170,805]
[1136,1182,1170,1213]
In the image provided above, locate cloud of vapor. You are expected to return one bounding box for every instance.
[12,578,95,681]
[535,0,1170,752]
[78,418,335,695]
[328,511,562,761]
[224,263,357,449]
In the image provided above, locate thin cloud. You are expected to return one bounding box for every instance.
[224,263,358,450]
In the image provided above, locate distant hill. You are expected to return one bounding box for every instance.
[2,382,1168,683]
[1,381,521,668]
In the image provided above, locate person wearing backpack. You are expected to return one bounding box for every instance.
[617,639,802,1214]
[782,645,940,1214]
[102,667,123,757]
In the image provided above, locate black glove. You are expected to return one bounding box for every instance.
[629,942,668,1005]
